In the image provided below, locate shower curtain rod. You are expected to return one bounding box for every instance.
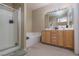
[0,3,16,10]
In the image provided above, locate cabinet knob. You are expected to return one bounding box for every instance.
[52,34,56,35]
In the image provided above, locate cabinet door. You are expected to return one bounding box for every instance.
[64,30,74,49]
[58,30,64,47]
[41,31,51,44]
[51,30,58,45]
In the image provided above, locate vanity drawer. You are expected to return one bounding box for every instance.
[51,36,57,39]
[51,30,58,33]
[51,36,58,45]
[51,39,58,45]
[51,33,58,36]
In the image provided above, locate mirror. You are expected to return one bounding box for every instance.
[45,8,73,29]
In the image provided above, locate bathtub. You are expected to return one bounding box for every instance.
[26,32,41,48]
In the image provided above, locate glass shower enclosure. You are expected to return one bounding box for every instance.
[0,4,20,55]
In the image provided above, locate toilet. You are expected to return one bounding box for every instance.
[26,32,41,48]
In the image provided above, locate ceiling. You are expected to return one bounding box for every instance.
[28,3,51,11]
[4,3,51,10]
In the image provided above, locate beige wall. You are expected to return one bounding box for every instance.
[23,4,32,33]
[26,4,32,32]
[32,3,73,32]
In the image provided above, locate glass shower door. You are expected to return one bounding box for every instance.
[0,5,17,51]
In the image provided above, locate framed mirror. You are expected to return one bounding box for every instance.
[45,8,73,29]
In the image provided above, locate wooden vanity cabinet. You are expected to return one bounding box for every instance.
[41,30,74,49]
[41,30,51,44]
[64,30,74,49]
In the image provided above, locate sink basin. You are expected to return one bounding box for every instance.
[65,28,73,30]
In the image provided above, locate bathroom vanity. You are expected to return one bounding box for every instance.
[41,30,74,49]
[41,7,74,49]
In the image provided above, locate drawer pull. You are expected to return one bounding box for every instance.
[52,34,56,35]
[52,37,56,38]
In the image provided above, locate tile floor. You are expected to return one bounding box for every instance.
[25,43,75,56]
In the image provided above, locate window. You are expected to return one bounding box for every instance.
[58,17,67,22]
